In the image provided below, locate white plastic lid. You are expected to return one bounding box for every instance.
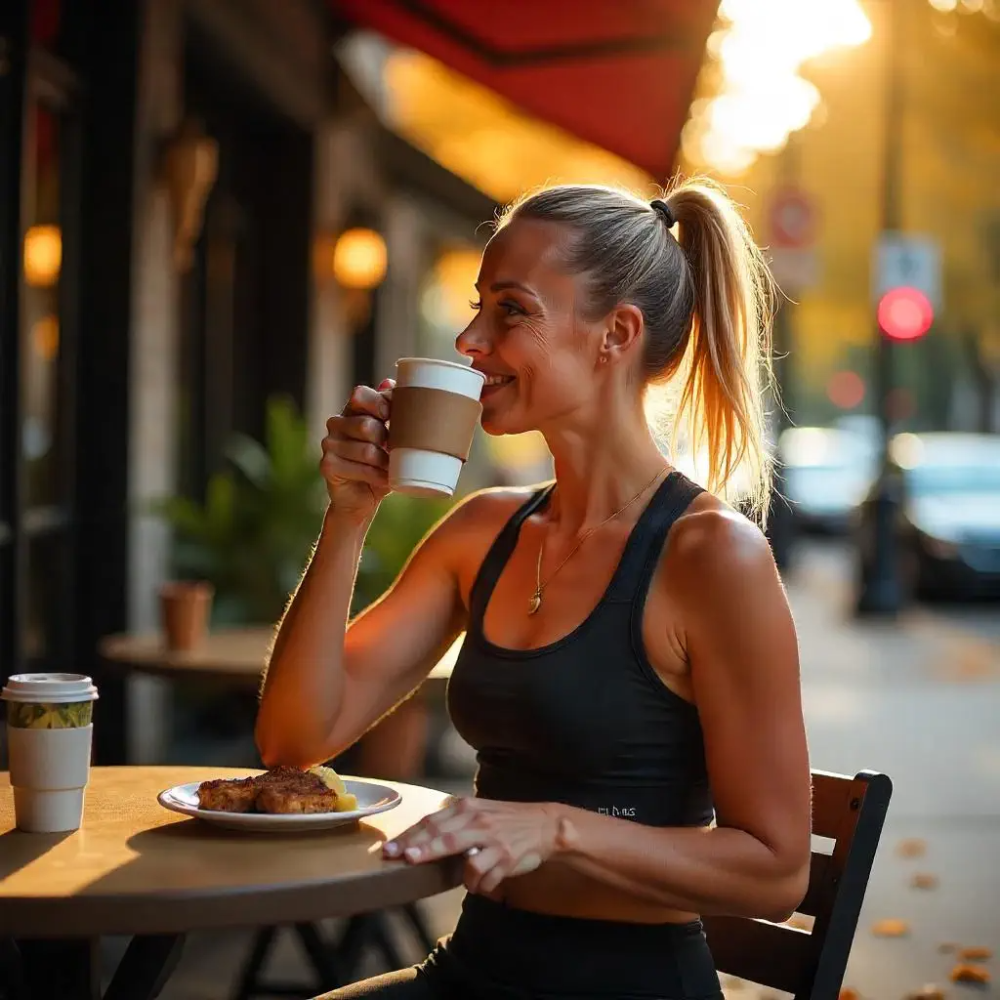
[1,673,99,704]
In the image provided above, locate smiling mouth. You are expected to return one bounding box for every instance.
[482,374,515,388]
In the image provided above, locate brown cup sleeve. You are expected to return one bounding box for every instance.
[387,386,483,462]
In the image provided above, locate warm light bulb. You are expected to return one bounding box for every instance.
[332,228,388,291]
[23,225,62,288]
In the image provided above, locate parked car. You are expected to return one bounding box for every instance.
[778,426,878,535]
[856,432,1000,600]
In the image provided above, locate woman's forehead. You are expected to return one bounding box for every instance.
[479,218,575,286]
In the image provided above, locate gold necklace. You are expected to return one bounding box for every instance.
[528,467,668,616]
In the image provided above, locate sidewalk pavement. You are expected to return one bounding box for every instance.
[158,542,1000,999]
[788,542,1000,1000]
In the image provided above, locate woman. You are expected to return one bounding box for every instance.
[256,181,812,999]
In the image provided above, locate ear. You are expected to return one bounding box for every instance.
[599,303,644,364]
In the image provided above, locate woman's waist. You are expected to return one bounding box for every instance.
[475,761,715,827]
[495,860,700,925]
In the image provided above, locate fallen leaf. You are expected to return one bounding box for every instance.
[839,988,861,1000]
[873,918,911,937]
[911,873,939,890]
[958,947,993,963]
[905,986,946,1000]
[897,838,927,858]
[950,965,991,986]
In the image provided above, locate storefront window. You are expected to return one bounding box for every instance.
[19,83,76,669]
[22,104,64,510]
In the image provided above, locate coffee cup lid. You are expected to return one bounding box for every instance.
[1,673,99,704]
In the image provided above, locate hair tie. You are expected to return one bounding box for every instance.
[650,199,675,228]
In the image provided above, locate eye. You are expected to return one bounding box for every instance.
[498,299,526,316]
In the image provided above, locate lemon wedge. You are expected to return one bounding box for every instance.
[308,765,358,812]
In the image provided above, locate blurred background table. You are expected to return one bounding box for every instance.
[99,626,457,691]
[99,628,462,779]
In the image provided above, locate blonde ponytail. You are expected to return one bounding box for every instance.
[668,179,777,524]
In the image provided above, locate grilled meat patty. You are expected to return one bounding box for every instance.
[196,766,339,814]
[254,766,339,814]
[196,774,258,813]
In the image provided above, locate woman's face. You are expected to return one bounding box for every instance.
[456,218,604,436]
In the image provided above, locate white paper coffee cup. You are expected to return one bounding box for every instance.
[388,358,485,498]
[2,673,98,833]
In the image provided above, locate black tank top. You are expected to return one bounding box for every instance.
[447,471,715,828]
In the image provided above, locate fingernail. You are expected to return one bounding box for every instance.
[405,847,421,862]
[384,842,399,857]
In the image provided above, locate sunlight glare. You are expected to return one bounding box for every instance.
[686,0,872,174]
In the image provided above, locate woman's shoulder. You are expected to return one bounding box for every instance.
[442,482,551,534]
[665,488,776,587]
[425,482,551,555]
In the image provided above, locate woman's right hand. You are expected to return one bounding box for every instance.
[320,380,394,522]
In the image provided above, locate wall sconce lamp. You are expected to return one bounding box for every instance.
[23,225,62,288]
[159,118,219,271]
[332,227,388,290]
[314,226,388,328]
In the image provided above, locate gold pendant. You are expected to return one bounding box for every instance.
[528,592,542,615]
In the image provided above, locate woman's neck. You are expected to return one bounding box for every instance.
[541,403,669,537]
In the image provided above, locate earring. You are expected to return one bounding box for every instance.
[599,355,608,364]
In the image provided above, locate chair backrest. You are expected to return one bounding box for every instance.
[703,769,892,1000]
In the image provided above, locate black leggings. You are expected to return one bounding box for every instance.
[318,894,722,999]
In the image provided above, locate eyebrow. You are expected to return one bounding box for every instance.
[476,280,537,296]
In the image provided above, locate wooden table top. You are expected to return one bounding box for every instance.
[99,627,459,687]
[0,766,463,938]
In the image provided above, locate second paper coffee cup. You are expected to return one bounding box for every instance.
[387,358,485,498]
[1,673,99,833]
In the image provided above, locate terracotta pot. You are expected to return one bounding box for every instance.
[159,581,214,652]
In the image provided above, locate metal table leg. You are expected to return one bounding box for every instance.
[14,935,184,1000]
[102,935,185,1000]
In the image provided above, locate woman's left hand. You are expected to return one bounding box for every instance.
[383,797,561,895]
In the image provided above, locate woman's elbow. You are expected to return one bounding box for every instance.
[254,711,324,770]
[254,722,288,769]
[757,860,811,924]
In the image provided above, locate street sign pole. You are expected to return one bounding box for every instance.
[766,141,813,573]
[856,0,905,616]
[856,0,905,617]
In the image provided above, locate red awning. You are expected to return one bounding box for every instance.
[331,0,720,180]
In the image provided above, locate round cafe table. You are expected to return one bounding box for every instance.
[0,766,463,1000]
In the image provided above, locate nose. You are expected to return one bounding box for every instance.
[455,316,492,359]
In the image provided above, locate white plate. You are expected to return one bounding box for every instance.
[157,776,402,832]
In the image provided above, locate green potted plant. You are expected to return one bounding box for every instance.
[152,395,455,625]
[151,395,328,624]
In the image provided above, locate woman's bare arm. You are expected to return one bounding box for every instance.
[255,490,518,769]
[256,501,461,769]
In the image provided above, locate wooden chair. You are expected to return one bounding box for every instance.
[704,768,893,1000]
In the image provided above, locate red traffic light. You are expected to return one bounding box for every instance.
[877,286,934,342]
